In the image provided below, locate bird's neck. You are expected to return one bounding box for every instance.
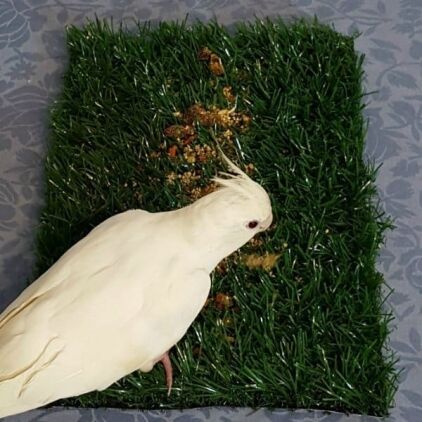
[174,197,245,274]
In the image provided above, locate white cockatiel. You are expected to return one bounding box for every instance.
[0,153,273,418]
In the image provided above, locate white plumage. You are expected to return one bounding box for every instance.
[0,154,272,418]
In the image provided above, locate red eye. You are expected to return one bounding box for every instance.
[248,220,258,229]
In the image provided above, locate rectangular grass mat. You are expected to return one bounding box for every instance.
[35,19,397,416]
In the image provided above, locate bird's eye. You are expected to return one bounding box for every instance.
[247,220,259,229]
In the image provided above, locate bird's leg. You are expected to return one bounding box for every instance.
[158,351,173,396]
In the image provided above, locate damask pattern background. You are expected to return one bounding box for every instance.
[0,0,421,421]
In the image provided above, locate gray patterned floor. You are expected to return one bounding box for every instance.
[1,0,421,421]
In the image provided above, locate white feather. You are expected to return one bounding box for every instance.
[0,158,272,418]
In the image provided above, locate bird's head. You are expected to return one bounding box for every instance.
[189,150,273,267]
[212,155,273,234]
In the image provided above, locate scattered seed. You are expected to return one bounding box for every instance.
[243,252,281,271]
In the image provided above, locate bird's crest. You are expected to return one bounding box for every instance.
[212,148,259,200]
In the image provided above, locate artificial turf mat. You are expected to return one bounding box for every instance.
[34,19,397,416]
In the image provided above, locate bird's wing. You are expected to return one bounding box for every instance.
[0,210,149,329]
[0,267,211,405]
[0,289,64,383]
[0,210,151,382]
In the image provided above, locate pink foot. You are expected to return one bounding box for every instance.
[159,352,173,396]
